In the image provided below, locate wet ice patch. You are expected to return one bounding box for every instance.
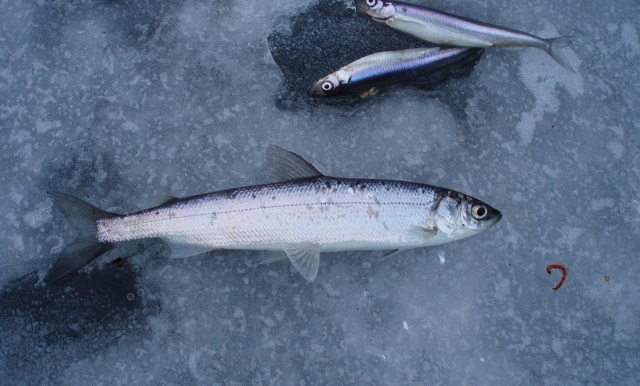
[516,23,584,145]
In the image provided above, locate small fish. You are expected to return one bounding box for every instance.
[355,0,573,71]
[45,146,501,283]
[309,47,482,98]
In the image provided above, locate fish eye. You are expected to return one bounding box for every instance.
[366,0,377,7]
[321,81,333,92]
[471,204,488,220]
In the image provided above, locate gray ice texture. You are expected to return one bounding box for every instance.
[1,0,639,384]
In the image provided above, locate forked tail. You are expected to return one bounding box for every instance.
[547,36,574,72]
[45,192,118,283]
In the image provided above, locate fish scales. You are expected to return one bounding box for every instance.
[309,47,481,98]
[389,5,545,48]
[348,48,471,83]
[98,177,438,251]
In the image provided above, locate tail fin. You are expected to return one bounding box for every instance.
[547,36,575,72]
[44,192,118,283]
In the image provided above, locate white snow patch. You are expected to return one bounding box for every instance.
[11,234,24,250]
[24,203,52,228]
[621,22,640,57]
[437,249,445,265]
[552,338,564,356]
[233,307,245,318]
[9,189,23,204]
[35,119,60,134]
[494,277,511,301]
[177,2,213,42]
[311,342,326,353]
[590,198,614,211]
[559,225,584,249]
[123,121,140,132]
[516,24,584,145]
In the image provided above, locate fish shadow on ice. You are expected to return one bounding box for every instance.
[267,0,484,109]
[0,263,158,382]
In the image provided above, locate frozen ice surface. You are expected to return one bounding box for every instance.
[1,0,639,384]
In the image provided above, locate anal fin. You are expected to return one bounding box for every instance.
[163,239,214,259]
[257,253,289,266]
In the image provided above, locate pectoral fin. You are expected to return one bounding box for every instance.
[359,87,380,98]
[381,249,402,259]
[410,225,437,239]
[283,242,320,282]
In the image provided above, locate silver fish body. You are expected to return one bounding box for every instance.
[355,0,573,70]
[309,47,482,98]
[46,147,501,282]
[99,177,494,251]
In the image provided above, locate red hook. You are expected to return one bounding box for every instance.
[546,264,567,291]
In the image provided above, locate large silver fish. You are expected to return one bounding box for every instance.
[309,47,482,98]
[355,0,573,71]
[45,147,501,283]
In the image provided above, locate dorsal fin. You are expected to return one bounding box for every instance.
[153,196,181,207]
[266,145,323,182]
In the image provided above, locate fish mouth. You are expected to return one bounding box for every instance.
[370,14,392,21]
[308,84,326,98]
[490,211,503,227]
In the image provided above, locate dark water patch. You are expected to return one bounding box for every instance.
[39,145,130,208]
[268,0,482,109]
[0,262,159,383]
[30,0,181,50]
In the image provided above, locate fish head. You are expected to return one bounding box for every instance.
[309,70,353,98]
[355,0,396,22]
[433,192,501,240]
[308,74,341,98]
